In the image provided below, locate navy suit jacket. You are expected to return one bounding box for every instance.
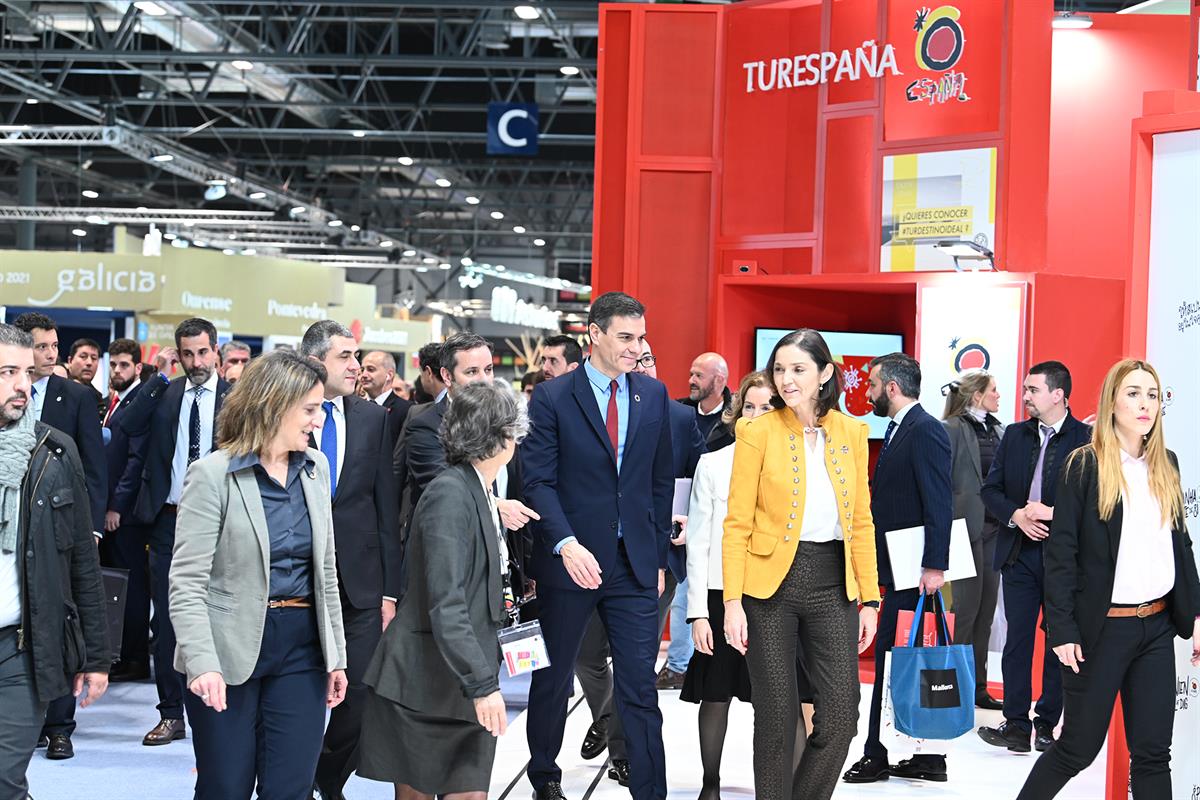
[521,365,675,591]
[980,413,1091,570]
[869,402,953,589]
[667,399,705,581]
[103,382,147,518]
[39,374,107,532]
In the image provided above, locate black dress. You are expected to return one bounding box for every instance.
[681,589,754,703]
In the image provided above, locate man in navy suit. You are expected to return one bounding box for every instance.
[844,352,953,785]
[118,318,230,747]
[99,338,152,683]
[12,312,107,760]
[522,292,674,800]
[978,361,1090,754]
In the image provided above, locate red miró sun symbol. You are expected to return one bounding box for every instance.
[914,6,965,72]
[953,343,989,372]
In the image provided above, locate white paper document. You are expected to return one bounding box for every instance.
[884,518,977,591]
[672,479,692,516]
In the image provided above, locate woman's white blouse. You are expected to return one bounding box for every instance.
[685,443,735,620]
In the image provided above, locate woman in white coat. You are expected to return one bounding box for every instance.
[680,371,776,799]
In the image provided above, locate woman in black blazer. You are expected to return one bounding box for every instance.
[1018,359,1200,800]
[357,381,528,799]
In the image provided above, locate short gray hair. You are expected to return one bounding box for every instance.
[870,352,922,400]
[441,382,529,466]
[300,320,355,360]
[220,340,251,361]
[363,350,397,373]
[0,323,33,349]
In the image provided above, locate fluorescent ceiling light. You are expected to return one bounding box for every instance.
[560,65,580,76]
[248,191,267,200]
[534,238,546,247]
[328,219,344,227]
[230,60,254,71]
[490,211,505,220]
[514,5,540,20]
[461,257,473,266]
[434,178,452,188]
[163,232,177,240]
[352,130,366,138]
[397,156,414,166]
[291,205,306,214]
[84,215,107,225]
[194,240,208,247]
[134,1,167,15]
[403,249,416,257]
[439,263,452,270]
[25,98,38,105]
[416,266,430,273]
[151,153,174,162]
[350,224,361,232]
[379,240,394,248]
[1052,11,1093,28]
[422,257,437,264]
[81,189,99,199]
[241,248,256,256]
[512,225,526,234]
[222,249,235,255]
[71,228,87,237]
[465,196,481,205]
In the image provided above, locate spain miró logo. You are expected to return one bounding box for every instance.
[907,5,970,106]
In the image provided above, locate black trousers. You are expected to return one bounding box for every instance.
[149,507,187,721]
[1017,612,1176,799]
[949,529,1000,696]
[314,600,382,795]
[1000,541,1062,732]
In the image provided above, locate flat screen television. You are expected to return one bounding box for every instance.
[754,328,904,439]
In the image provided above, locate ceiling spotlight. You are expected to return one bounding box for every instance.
[222,248,235,256]
[397,156,414,166]
[84,215,107,225]
[465,196,481,205]
[328,219,344,227]
[495,265,507,272]
[490,211,505,220]
[403,249,416,257]
[163,232,177,240]
[416,266,430,273]
[512,225,526,234]
[379,240,394,248]
[230,59,254,71]
[434,178,452,188]
[81,189,99,199]
[206,179,226,186]
[134,1,167,15]
[514,5,540,20]
[461,257,473,266]
[422,256,437,264]
[151,153,174,162]
[194,240,208,247]
[1052,11,1093,29]
[71,228,87,237]
[291,205,306,214]
[248,191,267,200]
[534,238,546,247]
[352,130,366,138]
[439,262,452,270]
[241,248,256,256]
[350,224,361,232]
[204,183,227,201]
[560,65,580,76]
[25,98,38,105]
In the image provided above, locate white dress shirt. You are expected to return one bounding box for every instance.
[890,399,917,431]
[685,443,734,620]
[1110,449,1176,604]
[799,429,842,543]
[30,376,49,421]
[473,466,509,574]
[168,371,220,505]
[0,496,20,627]
[372,392,389,407]
[1037,411,1067,444]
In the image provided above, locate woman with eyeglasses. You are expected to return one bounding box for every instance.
[1017,359,1200,799]
[940,369,1005,709]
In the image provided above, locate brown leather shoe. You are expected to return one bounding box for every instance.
[142,718,185,746]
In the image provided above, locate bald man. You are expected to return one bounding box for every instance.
[360,350,411,447]
[678,352,731,444]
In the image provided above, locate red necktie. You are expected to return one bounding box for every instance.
[606,379,619,456]
[103,392,119,426]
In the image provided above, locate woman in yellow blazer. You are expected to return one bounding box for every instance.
[723,329,880,800]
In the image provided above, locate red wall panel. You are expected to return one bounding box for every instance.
[820,114,876,273]
[828,0,882,106]
[593,10,633,297]
[641,12,719,158]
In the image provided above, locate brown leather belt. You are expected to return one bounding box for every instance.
[1107,599,1166,619]
[267,597,312,609]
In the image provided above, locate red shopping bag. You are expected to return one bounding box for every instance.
[896,608,955,647]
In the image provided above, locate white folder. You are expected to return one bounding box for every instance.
[672,479,692,516]
[884,518,977,591]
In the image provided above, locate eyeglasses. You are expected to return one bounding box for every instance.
[636,355,656,368]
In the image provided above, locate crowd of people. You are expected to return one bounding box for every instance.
[0,289,1197,800]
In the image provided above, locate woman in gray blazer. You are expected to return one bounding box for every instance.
[941,369,1004,710]
[358,381,528,800]
[170,350,348,800]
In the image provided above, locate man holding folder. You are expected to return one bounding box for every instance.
[844,353,953,785]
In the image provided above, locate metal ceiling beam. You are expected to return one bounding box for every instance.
[126,127,594,143]
[0,50,597,70]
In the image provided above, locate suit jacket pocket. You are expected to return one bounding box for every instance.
[205,587,235,614]
[748,531,778,556]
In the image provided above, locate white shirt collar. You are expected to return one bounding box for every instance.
[372,392,389,407]
[698,399,723,416]
[188,370,219,394]
[327,394,345,414]
[1039,411,1067,436]
[33,375,49,394]
[116,379,141,403]
[891,399,918,428]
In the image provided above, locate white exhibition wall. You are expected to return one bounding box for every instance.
[1145,128,1200,800]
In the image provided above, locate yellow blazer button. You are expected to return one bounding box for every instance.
[789,434,796,441]
[792,489,799,496]
[835,468,842,475]
[791,501,798,508]
[786,523,793,530]
[792,456,799,462]
[842,490,848,497]
[789,513,796,520]
[790,445,797,451]
[784,535,791,542]
[828,448,835,455]
[832,458,838,465]
[839,478,846,484]
[843,500,850,508]
[794,477,800,484]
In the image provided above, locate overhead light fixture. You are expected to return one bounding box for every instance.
[422,256,437,264]
[1052,11,1093,29]
[350,224,361,232]
[495,265,507,272]
[163,232,177,240]
[560,66,580,76]
[403,249,416,257]
[71,228,87,237]
[241,248,256,256]
[291,205,306,214]
[230,59,254,71]
[151,153,174,162]
[81,189,99,199]
[25,98,38,105]
[84,215,107,225]
[514,5,540,20]
[416,266,430,273]
[439,262,452,270]
[933,239,996,271]
[512,225,526,234]
[490,211,505,220]
[534,238,546,247]
[435,178,452,188]
[248,191,267,200]
[134,1,167,15]
[461,257,473,266]
[398,156,414,166]
[206,179,227,186]
[328,219,344,227]
[465,196,481,205]
[379,240,394,248]
[222,248,235,256]
[204,183,227,201]
[352,130,366,138]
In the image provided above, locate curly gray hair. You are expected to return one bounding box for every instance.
[441,382,529,465]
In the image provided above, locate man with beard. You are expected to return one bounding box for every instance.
[117,318,230,747]
[677,353,731,446]
[66,338,105,419]
[99,339,152,682]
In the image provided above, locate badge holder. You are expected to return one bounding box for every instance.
[498,577,549,677]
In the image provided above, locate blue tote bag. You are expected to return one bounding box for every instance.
[890,590,975,740]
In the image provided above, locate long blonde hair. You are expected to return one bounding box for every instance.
[1071,359,1182,525]
[941,369,993,420]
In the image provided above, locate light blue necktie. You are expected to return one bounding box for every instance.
[321,401,338,498]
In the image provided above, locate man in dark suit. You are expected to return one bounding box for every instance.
[575,338,704,785]
[359,350,411,449]
[298,321,402,800]
[978,361,1091,754]
[12,312,107,761]
[65,337,106,419]
[408,341,446,405]
[98,338,152,683]
[522,292,674,800]
[844,352,952,785]
[118,317,229,747]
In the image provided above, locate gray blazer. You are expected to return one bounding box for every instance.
[169,448,347,685]
[943,414,1004,545]
[363,462,507,722]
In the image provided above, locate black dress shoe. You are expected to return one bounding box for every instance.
[892,755,947,782]
[580,715,610,760]
[142,718,186,746]
[533,781,567,800]
[975,693,1004,711]
[1034,722,1056,752]
[842,755,891,783]
[978,721,1031,753]
[35,735,48,749]
[45,734,74,760]
[108,659,151,683]
[607,759,630,787]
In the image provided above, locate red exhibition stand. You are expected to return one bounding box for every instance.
[590,1,1199,798]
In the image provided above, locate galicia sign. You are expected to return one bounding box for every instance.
[742,40,902,94]
[487,102,539,156]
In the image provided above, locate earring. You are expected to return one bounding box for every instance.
[819,382,825,390]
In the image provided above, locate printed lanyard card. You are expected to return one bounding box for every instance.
[498,620,550,677]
